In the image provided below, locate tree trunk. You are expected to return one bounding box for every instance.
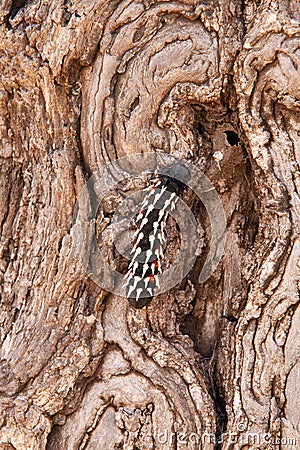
[0,1,299,449]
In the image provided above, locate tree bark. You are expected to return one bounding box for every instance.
[0,0,299,449]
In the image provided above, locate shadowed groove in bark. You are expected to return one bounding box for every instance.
[9,0,28,19]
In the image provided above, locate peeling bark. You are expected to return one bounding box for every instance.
[0,1,299,449]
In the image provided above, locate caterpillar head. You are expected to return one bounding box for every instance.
[156,162,190,195]
[158,162,191,183]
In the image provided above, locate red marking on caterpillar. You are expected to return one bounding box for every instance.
[149,274,155,284]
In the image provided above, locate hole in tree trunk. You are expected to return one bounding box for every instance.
[225,130,240,146]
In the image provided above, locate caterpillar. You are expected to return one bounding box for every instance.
[123,163,190,308]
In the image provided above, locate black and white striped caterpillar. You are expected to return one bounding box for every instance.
[124,163,190,308]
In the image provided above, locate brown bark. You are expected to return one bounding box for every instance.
[0,0,299,449]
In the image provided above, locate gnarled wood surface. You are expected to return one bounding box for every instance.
[0,0,299,449]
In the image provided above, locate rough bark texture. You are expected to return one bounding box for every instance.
[0,0,299,449]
